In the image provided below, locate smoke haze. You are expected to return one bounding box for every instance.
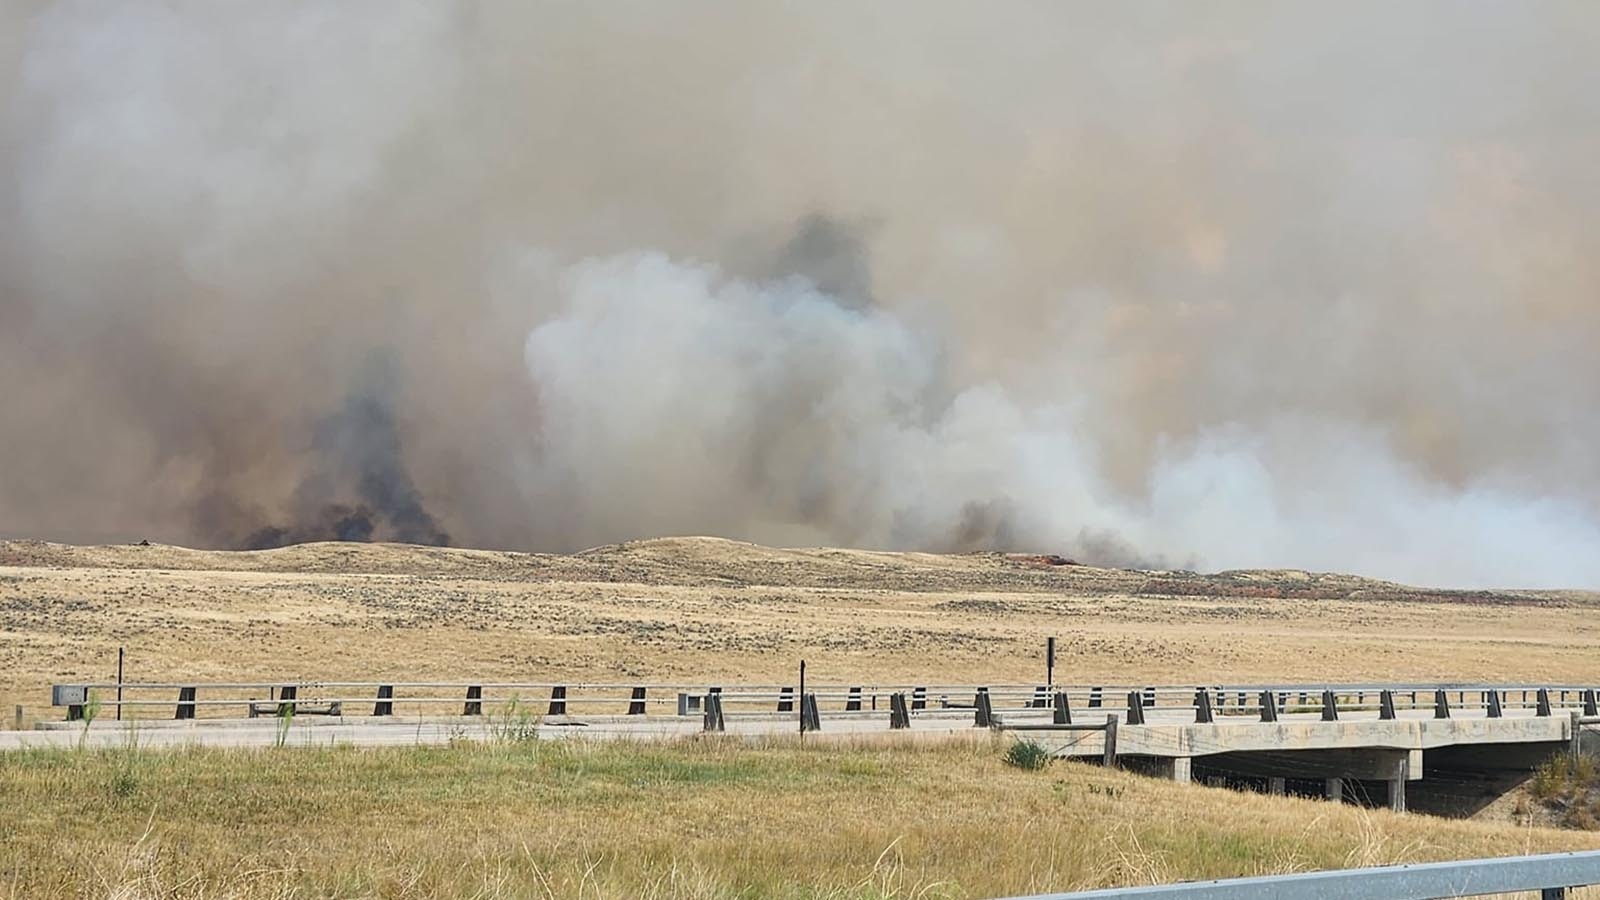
[2,2,1598,587]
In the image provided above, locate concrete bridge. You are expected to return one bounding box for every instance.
[24,679,1600,815]
[997,685,1597,815]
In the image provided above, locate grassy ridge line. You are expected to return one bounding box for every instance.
[5,537,1591,613]
[3,735,1597,899]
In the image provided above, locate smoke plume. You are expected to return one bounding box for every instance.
[2,2,1598,588]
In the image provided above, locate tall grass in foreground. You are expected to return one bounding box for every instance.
[3,735,1598,899]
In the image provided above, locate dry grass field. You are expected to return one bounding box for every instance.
[4,536,1599,724]
[5,735,1600,899]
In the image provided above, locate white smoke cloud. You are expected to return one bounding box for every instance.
[524,253,1600,588]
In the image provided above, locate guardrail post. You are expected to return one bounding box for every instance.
[1584,690,1597,718]
[175,686,196,720]
[1539,689,1553,717]
[1053,691,1072,725]
[1259,690,1278,723]
[1103,714,1118,768]
[889,692,910,729]
[374,685,394,716]
[464,685,483,716]
[1321,689,1338,722]
[696,686,722,718]
[1032,686,1048,708]
[1089,687,1103,708]
[1487,691,1503,718]
[703,693,725,733]
[1194,688,1213,724]
[1125,691,1145,726]
[1143,687,1156,708]
[628,687,646,715]
[547,686,567,716]
[777,686,795,713]
[1434,689,1451,719]
[276,686,297,718]
[846,686,862,712]
[974,689,995,728]
[801,693,821,732]
[1380,690,1396,720]
[912,686,926,710]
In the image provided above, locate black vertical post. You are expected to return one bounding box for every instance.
[799,660,806,736]
[1125,691,1145,725]
[175,687,196,720]
[116,647,124,722]
[889,692,910,729]
[1046,637,1056,690]
[1053,691,1072,725]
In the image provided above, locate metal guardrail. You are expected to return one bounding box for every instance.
[43,679,1600,731]
[1000,850,1600,899]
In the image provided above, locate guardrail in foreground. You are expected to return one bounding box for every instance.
[1001,850,1600,899]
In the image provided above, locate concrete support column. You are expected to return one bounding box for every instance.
[1149,757,1193,783]
[1268,777,1286,796]
[1172,757,1191,784]
[1325,778,1343,802]
[1389,756,1408,813]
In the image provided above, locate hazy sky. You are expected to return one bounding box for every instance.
[2,2,1598,587]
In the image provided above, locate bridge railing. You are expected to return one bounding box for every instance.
[999,849,1600,899]
[43,679,1600,727]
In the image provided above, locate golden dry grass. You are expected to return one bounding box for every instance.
[4,735,1600,899]
[4,536,1597,726]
